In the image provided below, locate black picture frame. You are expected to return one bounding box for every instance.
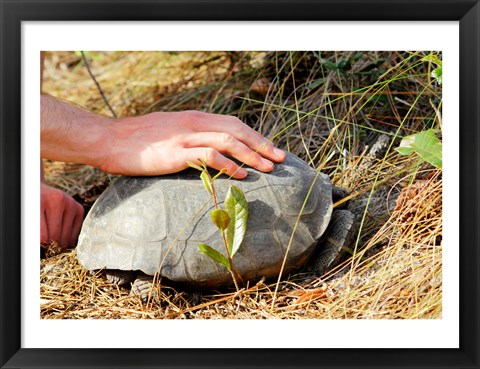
[1,1,479,368]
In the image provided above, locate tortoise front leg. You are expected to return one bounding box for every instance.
[308,209,356,276]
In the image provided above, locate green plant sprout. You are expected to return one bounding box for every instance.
[187,160,249,291]
[396,129,442,169]
[396,53,442,169]
[422,53,442,85]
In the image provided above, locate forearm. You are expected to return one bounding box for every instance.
[41,94,285,178]
[41,94,112,169]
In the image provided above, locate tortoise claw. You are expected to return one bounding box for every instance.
[130,273,159,304]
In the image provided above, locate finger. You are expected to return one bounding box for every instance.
[70,203,85,247]
[46,199,65,248]
[60,202,77,249]
[184,147,248,179]
[183,132,275,172]
[40,209,49,244]
[187,112,286,162]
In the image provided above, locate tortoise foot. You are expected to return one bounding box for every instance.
[130,273,159,304]
[105,269,137,286]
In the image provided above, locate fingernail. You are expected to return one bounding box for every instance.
[273,147,285,158]
[261,158,274,170]
[237,168,248,177]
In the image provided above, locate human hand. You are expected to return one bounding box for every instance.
[101,110,286,179]
[41,182,84,249]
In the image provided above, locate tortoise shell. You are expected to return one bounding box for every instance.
[77,152,333,288]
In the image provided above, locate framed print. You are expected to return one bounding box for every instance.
[1,0,479,368]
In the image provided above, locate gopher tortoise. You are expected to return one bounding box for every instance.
[77,151,355,294]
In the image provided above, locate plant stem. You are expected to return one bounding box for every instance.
[80,51,117,118]
[221,230,240,291]
[210,176,240,291]
[210,180,220,209]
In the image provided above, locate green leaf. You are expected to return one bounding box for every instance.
[396,129,442,168]
[396,146,415,156]
[187,161,204,172]
[422,53,442,84]
[198,244,230,270]
[210,209,230,231]
[431,67,442,85]
[422,54,442,67]
[224,185,249,258]
[200,171,213,194]
[396,134,416,156]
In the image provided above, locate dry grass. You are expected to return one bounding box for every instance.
[41,51,442,319]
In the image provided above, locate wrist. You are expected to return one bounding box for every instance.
[97,112,168,175]
[41,94,113,169]
[96,116,142,174]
